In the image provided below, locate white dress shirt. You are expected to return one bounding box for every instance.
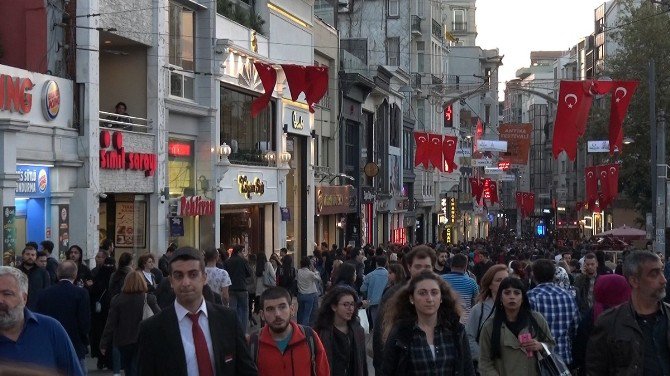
[174,299,215,376]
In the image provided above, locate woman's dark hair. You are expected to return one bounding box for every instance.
[300,257,311,268]
[387,263,406,285]
[314,286,359,332]
[382,271,462,343]
[137,253,155,270]
[334,262,356,286]
[118,252,133,269]
[489,277,545,359]
[256,252,268,277]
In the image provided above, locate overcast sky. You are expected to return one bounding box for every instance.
[476,0,607,91]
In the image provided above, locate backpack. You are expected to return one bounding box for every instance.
[249,324,317,376]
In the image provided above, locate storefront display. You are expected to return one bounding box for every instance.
[14,165,52,253]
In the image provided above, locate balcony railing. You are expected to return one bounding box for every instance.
[432,19,442,40]
[411,15,422,36]
[452,22,467,32]
[99,111,151,133]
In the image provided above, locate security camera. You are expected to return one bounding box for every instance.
[160,195,166,204]
[99,193,108,199]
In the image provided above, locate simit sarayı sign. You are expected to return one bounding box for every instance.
[178,196,215,216]
[100,130,157,176]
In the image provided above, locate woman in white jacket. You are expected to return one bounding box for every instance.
[465,264,509,370]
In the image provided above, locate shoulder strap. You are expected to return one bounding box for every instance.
[476,304,495,344]
[249,332,260,365]
[298,325,317,376]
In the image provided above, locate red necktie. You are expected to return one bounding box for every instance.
[187,312,214,376]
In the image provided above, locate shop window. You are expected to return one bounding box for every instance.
[220,86,276,165]
[169,2,196,99]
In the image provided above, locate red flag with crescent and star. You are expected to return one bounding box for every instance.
[251,62,277,117]
[609,80,639,154]
[442,135,458,173]
[597,163,619,204]
[488,180,499,204]
[414,132,430,168]
[585,166,599,204]
[304,66,329,113]
[552,81,594,160]
[281,64,308,102]
[428,133,443,171]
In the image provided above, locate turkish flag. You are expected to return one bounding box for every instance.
[414,132,430,168]
[442,135,458,172]
[609,80,639,154]
[428,133,443,171]
[488,180,499,204]
[552,81,593,160]
[526,193,535,217]
[585,166,599,203]
[251,62,277,117]
[470,178,480,199]
[281,64,307,101]
[305,66,329,113]
[588,79,615,96]
[597,163,619,203]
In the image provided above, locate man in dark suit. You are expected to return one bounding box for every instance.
[138,247,257,376]
[34,260,91,373]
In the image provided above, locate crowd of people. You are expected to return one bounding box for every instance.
[0,234,668,376]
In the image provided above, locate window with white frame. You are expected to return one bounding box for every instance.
[388,0,399,17]
[453,9,466,31]
[169,2,196,99]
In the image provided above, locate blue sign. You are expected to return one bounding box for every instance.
[15,166,50,198]
[536,224,546,237]
[170,217,184,237]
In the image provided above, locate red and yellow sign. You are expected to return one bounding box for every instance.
[42,80,60,120]
[0,74,34,114]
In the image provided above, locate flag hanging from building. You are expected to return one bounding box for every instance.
[251,62,277,117]
[552,80,594,160]
[609,80,639,154]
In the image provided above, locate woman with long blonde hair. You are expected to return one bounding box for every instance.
[381,271,475,376]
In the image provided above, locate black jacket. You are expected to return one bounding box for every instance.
[137,301,257,376]
[100,292,160,349]
[382,319,475,376]
[17,264,51,309]
[34,280,91,359]
[317,322,368,376]
[224,254,252,291]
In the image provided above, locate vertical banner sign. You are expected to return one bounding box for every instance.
[499,124,532,164]
[3,207,16,266]
[58,205,69,258]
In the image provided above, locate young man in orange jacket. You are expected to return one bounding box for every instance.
[251,287,330,376]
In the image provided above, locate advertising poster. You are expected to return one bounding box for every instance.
[3,206,16,266]
[169,217,185,237]
[499,124,532,165]
[58,205,69,258]
[115,202,146,248]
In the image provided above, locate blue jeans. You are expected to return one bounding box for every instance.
[113,346,121,374]
[297,292,318,326]
[229,290,249,332]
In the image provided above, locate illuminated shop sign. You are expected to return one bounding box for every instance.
[100,130,157,176]
[238,175,265,199]
[0,74,34,114]
[178,196,215,216]
[168,141,192,157]
[15,165,50,197]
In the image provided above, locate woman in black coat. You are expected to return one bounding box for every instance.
[100,271,160,376]
[315,286,368,376]
[89,256,116,369]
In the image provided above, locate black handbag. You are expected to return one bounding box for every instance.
[536,343,571,376]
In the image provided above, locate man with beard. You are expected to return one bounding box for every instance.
[137,247,256,375]
[16,246,51,310]
[0,266,83,375]
[587,251,670,375]
[253,287,330,376]
[433,247,451,275]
